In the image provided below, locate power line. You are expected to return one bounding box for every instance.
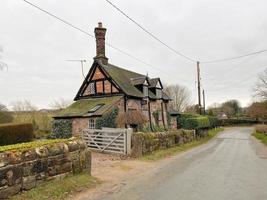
[105,0,197,63]
[200,49,267,64]
[21,0,190,84]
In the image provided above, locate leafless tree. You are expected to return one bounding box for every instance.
[0,103,8,111]
[11,100,37,111]
[164,84,192,112]
[49,98,71,110]
[255,69,267,100]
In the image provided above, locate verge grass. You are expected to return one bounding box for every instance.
[140,127,224,161]
[253,131,267,145]
[11,173,100,200]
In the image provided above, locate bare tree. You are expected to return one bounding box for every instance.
[255,69,267,100]
[164,84,192,112]
[0,103,7,111]
[11,100,37,111]
[49,98,72,110]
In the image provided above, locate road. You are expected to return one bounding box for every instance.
[100,127,267,200]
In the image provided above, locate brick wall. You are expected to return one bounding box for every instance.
[72,118,89,136]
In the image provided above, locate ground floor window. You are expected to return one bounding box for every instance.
[89,118,95,129]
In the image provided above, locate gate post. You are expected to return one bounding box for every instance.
[126,128,133,155]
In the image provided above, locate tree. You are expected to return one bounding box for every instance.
[207,103,222,116]
[221,99,242,117]
[0,102,13,124]
[255,69,267,100]
[247,101,267,120]
[11,100,37,111]
[164,84,192,112]
[49,98,72,110]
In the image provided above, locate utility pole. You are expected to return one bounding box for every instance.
[197,61,201,114]
[67,59,86,79]
[202,89,206,115]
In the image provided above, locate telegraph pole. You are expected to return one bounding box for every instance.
[197,61,202,114]
[202,89,206,115]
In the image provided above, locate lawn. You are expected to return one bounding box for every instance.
[140,127,224,161]
[11,173,100,200]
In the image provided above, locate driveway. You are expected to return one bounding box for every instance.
[95,127,267,200]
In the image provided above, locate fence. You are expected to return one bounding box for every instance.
[82,127,132,155]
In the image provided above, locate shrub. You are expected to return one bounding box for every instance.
[96,108,119,129]
[254,124,267,134]
[218,118,259,126]
[0,123,34,146]
[208,116,218,128]
[51,119,72,138]
[0,111,13,124]
[179,115,211,130]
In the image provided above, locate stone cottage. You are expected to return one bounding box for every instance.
[54,22,175,135]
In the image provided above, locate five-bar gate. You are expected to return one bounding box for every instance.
[81,128,132,155]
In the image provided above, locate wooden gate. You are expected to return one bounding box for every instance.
[81,128,132,155]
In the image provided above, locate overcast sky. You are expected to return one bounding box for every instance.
[0,0,267,109]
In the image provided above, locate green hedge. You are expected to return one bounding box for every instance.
[218,118,259,126]
[51,119,72,139]
[183,117,211,130]
[0,123,34,146]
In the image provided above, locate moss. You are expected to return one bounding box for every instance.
[0,138,74,153]
[55,96,122,117]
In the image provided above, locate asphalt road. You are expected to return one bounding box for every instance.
[102,127,267,200]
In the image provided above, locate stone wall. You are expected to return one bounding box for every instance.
[0,139,91,199]
[72,118,89,136]
[131,129,196,157]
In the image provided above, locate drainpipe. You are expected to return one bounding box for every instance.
[148,100,153,131]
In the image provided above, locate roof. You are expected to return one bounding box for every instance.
[100,62,170,100]
[100,62,146,98]
[54,96,123,118]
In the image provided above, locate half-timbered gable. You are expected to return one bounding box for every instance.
[54,22,173,134]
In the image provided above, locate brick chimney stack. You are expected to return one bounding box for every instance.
[94,22,108,65]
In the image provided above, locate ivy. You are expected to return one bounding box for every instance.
[95,107,119,129]
[51,119,72,139]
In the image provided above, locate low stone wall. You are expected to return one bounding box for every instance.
[0,139,91,199]
[131,129,197,157]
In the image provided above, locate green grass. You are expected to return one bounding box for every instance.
[0,138,72,152]
[253,131,267,145]
[139,128,224,161]
[11,173,100,200]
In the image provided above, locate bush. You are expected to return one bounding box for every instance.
[179,115,211,130]
[0,123,34,146]
[0,111,13,124]
[208,116,219,128]
[96,108,118,129]
[51,119,72,138]
[254,124,267,134]
[218,118,259,126]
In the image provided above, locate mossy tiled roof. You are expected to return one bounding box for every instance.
[100,63,145,98]
[54,96,123,118]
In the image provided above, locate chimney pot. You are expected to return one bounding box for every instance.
[98,22,102,28]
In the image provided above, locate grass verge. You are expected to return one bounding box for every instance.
[253,131,267,145]
[11,173,100,200]
[139,127,224,161]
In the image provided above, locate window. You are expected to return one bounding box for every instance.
[143,85,148,97]
[156,89,162,98]
[89,118,95,129]
[88,82,95,94]
[88,104,104,113]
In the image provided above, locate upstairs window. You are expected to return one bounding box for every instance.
[88,82,95,94]
[156,89,162,99]
[143,85,148,97]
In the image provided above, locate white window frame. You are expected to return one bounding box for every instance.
[88,82,95,94]
[143,85,148,97]
[156,89,162,99]
[89,118,95,129]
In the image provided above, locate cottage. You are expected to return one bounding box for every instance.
[53,22,172,135]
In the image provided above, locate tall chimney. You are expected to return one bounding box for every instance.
[94,22,108,65]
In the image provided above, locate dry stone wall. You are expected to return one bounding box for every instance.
[0,139,91,199]
[131,129,197,157]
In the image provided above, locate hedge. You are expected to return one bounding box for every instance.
[51,119,72,139]
[95,108,118,129]
[218,118,259,126]
[0,123,34,146]
[182,117,211,130]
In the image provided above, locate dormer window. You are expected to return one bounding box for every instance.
[156,88,162,98]
[143,85,148,97]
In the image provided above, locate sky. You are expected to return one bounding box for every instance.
[0,0,267,109]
